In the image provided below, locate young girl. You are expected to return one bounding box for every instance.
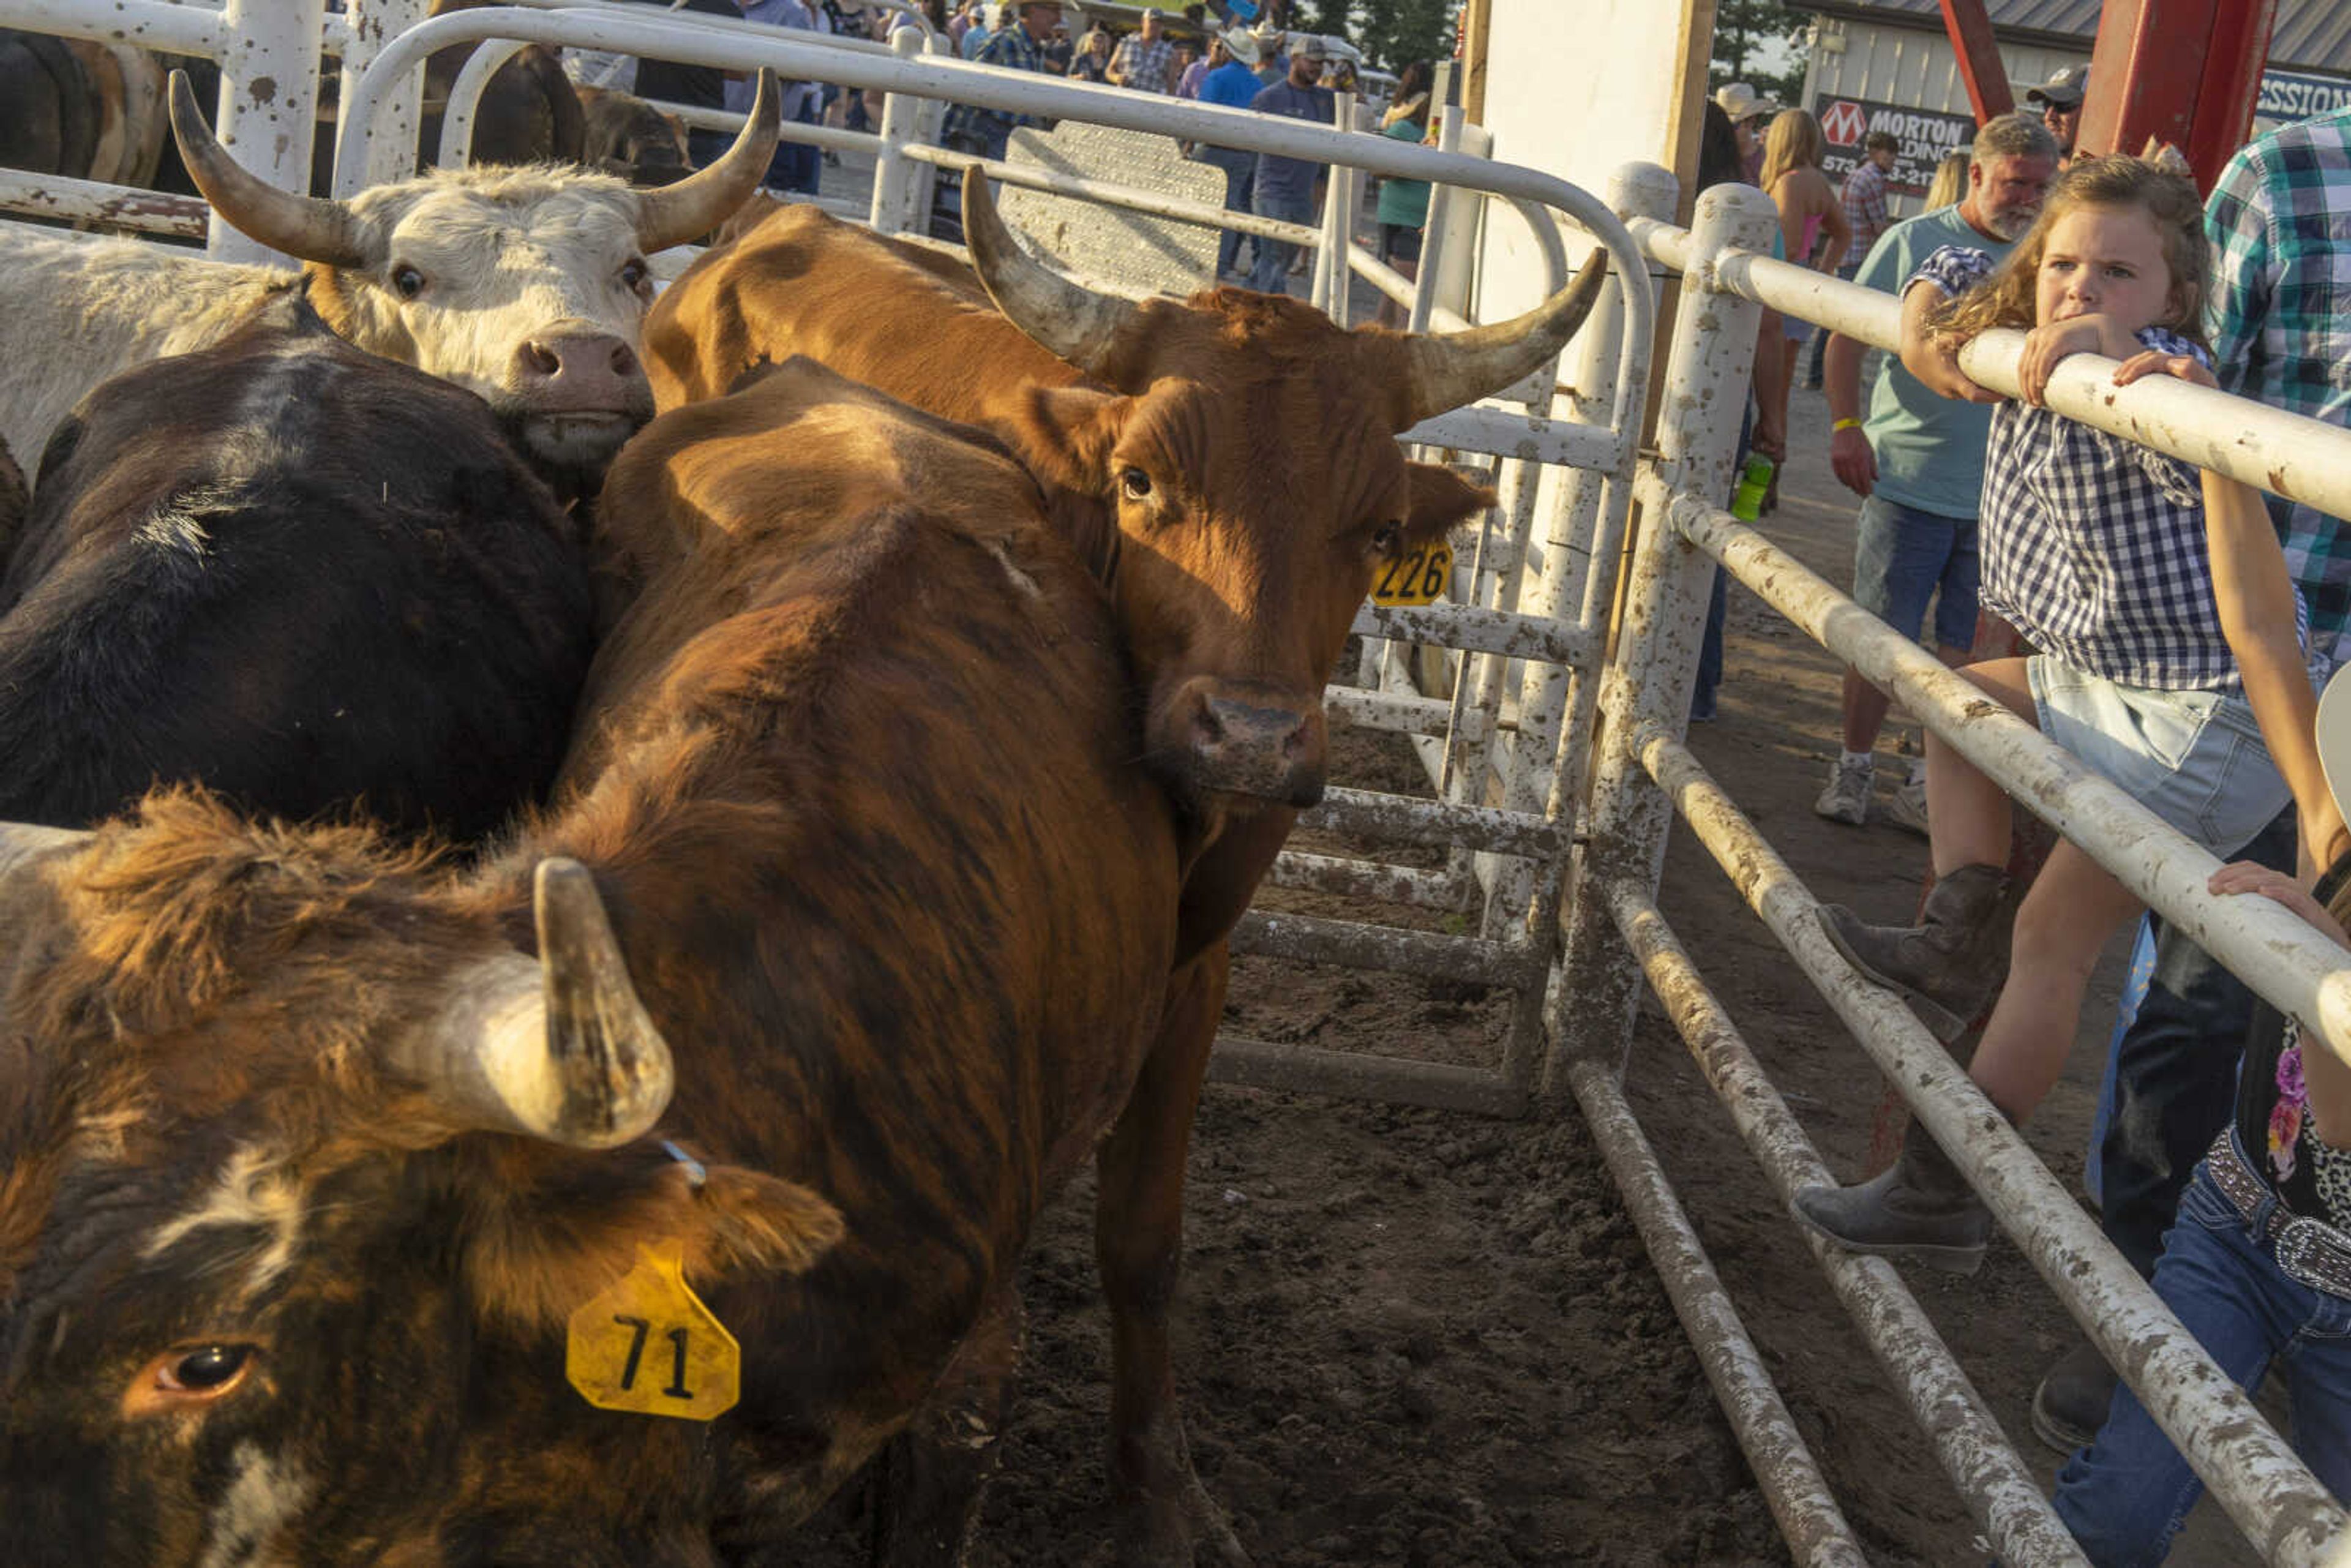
[2050,671,2351,1564]
[1793,157,2331,1270]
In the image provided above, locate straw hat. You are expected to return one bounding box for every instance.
[1220,26,1260,65]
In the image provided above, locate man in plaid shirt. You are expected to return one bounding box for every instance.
[933,0,1062,240]
[2035,103,2351,1457]
[1802,131,1900,387]
[1107,7,1176,93]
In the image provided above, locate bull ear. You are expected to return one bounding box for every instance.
[465,1150,845,1330]
[1403,459,1494,545]
[1008,386,1128,496]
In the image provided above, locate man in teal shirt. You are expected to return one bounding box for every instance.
[1813,112,2058,828]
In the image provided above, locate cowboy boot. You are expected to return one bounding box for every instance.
[1791,1115,1992,1274]
[1816,861,2009,1041]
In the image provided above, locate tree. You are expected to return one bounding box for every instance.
[1256,0,1454,74]
[1709,0,1807,105]
[1352,0,1452,73]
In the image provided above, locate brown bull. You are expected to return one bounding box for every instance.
[642,173,1608,1561]
[0,358,1185,1564]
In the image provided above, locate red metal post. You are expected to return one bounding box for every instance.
[2079,0,2274,188]
[1936,0,2015,123]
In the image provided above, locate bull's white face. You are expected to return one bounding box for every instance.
[314,170,661,484]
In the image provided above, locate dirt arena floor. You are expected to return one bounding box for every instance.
[947,388,2263,1566]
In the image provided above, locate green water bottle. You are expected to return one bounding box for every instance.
[1730,454,1774,522]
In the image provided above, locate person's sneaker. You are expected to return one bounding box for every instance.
[2031,1338,2118,1455]
[1886,772,1930,838]
[1814,756,1873,826]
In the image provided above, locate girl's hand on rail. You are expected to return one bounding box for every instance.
[2017,317,2121,406]
[2112,349,2218,392]
[2209,861,2349,948]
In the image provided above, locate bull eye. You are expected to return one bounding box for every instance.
[165,1345,252,1392]
[390,263,426,300]
[1370,521,1404,557]
[1118,468,1153,502]
[620,258,650,293]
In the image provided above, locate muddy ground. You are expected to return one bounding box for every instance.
[950,390,2258,1567]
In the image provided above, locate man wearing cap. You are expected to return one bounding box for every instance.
[1715,81,1779,183]
[1108,8,1177,92]
[1246,34,1333,295]
[2027,64,2088,164]
[1194,28,1265,280]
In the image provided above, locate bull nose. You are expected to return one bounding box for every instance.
[510,331,640,409]
[1185,688,1325,807]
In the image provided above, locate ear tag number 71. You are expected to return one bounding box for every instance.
[1369,541,1452,608]
[566,1244,740,1420]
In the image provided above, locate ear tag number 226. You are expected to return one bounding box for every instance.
[1370,541,1452,608]
[566,1245,740,1421]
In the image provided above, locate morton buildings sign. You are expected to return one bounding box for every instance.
[1812,94,1977,200]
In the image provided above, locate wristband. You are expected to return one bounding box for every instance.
[1832,417,1863,432]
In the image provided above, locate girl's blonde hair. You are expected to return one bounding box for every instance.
[1924,149,1969,211]
[1935,155,2211,348]
[1758,109,1826,192]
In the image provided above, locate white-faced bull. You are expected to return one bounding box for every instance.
[0,70,781,496]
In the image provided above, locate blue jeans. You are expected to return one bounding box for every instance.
[1196,146,1254,277]
[1851,493,1978,653]
[2093,808,2295,1274]
[1691,405,1755,723]
[2052,1155,2351,1565]
[1250,185,1313,296]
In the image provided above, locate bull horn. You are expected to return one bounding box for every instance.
[0,824,92,885]
[167,70,372,270]
[1394,249,1611,429]
[396,858,673,1148]
[961,165,1143,377]
[632,70,781,252]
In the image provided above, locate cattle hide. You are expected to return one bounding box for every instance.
[0,435,23,571]
[0,30,96,177]
[576,84,692,188]
[0,290,594,839]
[0,357,1183,1566]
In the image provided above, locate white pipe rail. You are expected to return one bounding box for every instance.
[1600,189,2351,1565]
[0,169,208,236]
[1633,707,2349,1564]
[332,4,1656,445]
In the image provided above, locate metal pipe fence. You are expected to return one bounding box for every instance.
[1596,178,2351,1565]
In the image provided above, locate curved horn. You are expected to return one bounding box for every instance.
[1394,248,1611,428]
[961,165,1143,377]
[167,70,372,270]
[632,70,781,252]
[0,824,92,887]
[395,858,673,1148]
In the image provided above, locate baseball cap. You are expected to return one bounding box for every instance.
[2026,64,2089,110]
[1714,81,1781,122]
[1296,34,1329,61]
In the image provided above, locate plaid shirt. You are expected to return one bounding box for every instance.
[2207,107,2351,677]
[1841,159,1891,260]
[1109,34,1175,92]
[1916,245,2308,692]
[943,23,1050,148]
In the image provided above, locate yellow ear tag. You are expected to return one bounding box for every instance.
[1369,540,1453,607]
[565,1244,740,1421]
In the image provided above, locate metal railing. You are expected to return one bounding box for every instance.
[1572,177,2351,1566]
[321,0,1659,1119]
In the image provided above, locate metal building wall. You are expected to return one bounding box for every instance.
[1798,15,2086,216]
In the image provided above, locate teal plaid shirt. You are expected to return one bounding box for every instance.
[2207,107,2351,674]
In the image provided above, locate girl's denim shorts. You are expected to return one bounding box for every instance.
[2028,657,2292,857]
